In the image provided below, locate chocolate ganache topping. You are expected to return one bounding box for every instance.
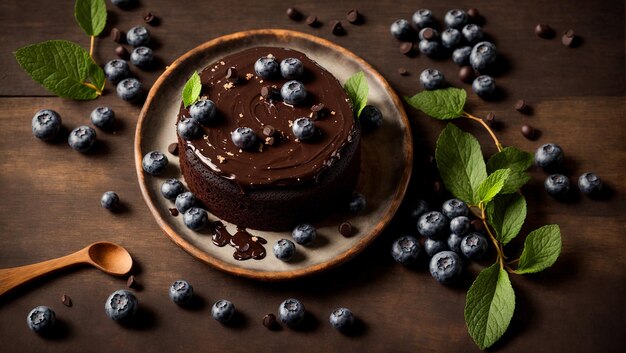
[177,47,356,187]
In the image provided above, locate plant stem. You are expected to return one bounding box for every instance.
[82,82,102,95]
[480,205,514,272]
[89,36,95,57]
[463,112,503,152]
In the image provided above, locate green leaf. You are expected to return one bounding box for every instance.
[182,71,202,107]
[486,193,527,245]
[343,71,369,117]
[487,147,534,193]
[475,168,511,204]
[88,60,105,92]
[499,170,531,194]
[516,225,562,274]
[404,87,467,120]
[435,123,487,204]
[74,0,107,37]
[465,262,515,350]
[15,40,101,100]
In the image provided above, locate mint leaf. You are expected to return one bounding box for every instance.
[465,262,515,350]
[516,225,562,274]
[404,87,466,120]
[74,0,107,37]
[343,71,368,117]
[435,123,487,204]
[486,193,527,245]
[88,60,105,92]
[475,168,510,204]
[487,147,534,193]
[182,71,202,107]
[15,40,101,100]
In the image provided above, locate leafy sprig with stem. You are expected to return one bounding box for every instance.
[405,87,562,350]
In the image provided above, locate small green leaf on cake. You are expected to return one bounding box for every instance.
[515,225,562,274]
[343,71,369,117]
[74,0,107,37]
[404,87,466,120]
[182,71,202,107]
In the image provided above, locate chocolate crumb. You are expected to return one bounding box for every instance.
[521,124,536,140]
[127,275,138,289]
[535,23,554,39]
[286,7,302,21]
[515,99,528,112]
[346,9,361,24]
[263,313,278,329]
[143,12,157,25]
[262,125,276,137]
[261,85,278,100]
[486,112,496,127]
[339,221,354,237]
[459,66,475,84]
[561,30,577,47]
[110,28,123,43]
[330,20,345,36]
[310,103,326,119]
[61,294,72,307]
[265,136,276,146]
[115,45,129,59]
[169,208,179,216]
[168,142,179,156]
[400,42,414,55]
[226,67,239,83]
[306,15,319,27]
[398,67,409,76]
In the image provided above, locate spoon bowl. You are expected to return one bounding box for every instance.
[87,242,133,276]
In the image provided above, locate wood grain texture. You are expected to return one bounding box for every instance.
[0,0,624,352]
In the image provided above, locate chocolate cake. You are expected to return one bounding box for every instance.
[177,47,360,231]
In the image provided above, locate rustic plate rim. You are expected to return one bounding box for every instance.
[134,29,413,281]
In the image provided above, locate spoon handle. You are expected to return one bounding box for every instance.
[0,250,87,296]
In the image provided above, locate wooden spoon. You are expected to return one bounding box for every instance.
[0,242,133,297]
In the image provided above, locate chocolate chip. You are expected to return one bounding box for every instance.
[265,136,276,146]
[169,208,179,216]
[286,7,302,21]
[398,67,408,76]
[115,45,130,59]
[467,8,480,20]
[521,124,536,140]
[306,15,319,27]
[330,20,345,36]
[535,24,554,39]
[143,12,157,25]
[562,30,576,47]
[262,125,276,137]
[486,112,496,127]
[311,103,325,112]
[422,28,436,40]
[167,142,179,156]
[346,9,361,24]
[310,103,326,119]
[470,219,483,231]
[61,294,72,307]
[400,42,414,55]
[226,67,239,83]
[459,66,475,84]
[127,275,138,289]
[515,99,528,112]
[110,28,123,43]
[261,85,278,100]
[433,181,442,193]
[339,221,354,237]
[263,313,278,329]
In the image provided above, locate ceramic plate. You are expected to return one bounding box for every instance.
[135,29,412,281]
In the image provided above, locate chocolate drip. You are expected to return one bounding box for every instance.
[211,221,267,261]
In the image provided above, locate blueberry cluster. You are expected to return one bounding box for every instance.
[391,198,489,284]
[534,143,604,198]
[177,99,218,142]
[390,8,499,98]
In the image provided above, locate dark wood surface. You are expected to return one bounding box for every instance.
[0,0,624,352]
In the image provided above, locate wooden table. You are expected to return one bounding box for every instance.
[1,0,624,352]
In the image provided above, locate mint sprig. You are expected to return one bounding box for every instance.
[343,71,369,117]
[182,71,202,107]
[74,0,107,37]
[407,87,562,350]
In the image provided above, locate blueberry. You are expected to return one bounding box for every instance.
[273,239,296,261]
[183,207,208,231]
[444,9,468,29]
[189,99,217,126]
[169,280,193,305]
[470,41,497,72]
[545,174,570,197]
[447,233,463,253]
[412,9,434,29]
[175,192,197,213]
[450,216,471,235]
[101,191,119,210]
[329,307,354,331]
[418,40,440,56]
[231,127,257,149]
[472,75,496,97]
[441,28,462,49]
[420,69,445,90]
[32,109,62,141]
[104,59,130,83]
[348,193,367,213]
[578,172,603,195]
[461,232,489,260]
[130,46,153,69]
[292,223,316,245]
[26,306,55,333]
[142,151,168,175]
[424,238,447,257]
[462,24,483,44]
[360,105,383,131]
[68,125,96,152]
[177,118,202,140]
[390,19,412,40]
[417,211,449,239]
[116,78,143,102]
[278,298,305,327]
[254,56,279,79]
[391,235,421,265]
[429,251,463,284]
[211,300,235,323]
[535,143,564,169]
[126,26,150,47]
[409,199,430,221]
[90,106,115,130]
[280,58,304,79]
[418,27,439,41]
[442,199,469,218]
[111,0,135,8]
[281,80,307,105]
[292,117,316,140]
[161,179,185,200]
[452,46,472,66]
[105,289,138,322]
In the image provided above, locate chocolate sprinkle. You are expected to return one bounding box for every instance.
[286,7,302,21]
[110,28,123,43]
[115,45,129,59]
[339,221,354,237]
[346,9,360,24]
[521,124,535,140]
[61,294,72,307]
[330,20,345,36]
[167,142,179,156]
